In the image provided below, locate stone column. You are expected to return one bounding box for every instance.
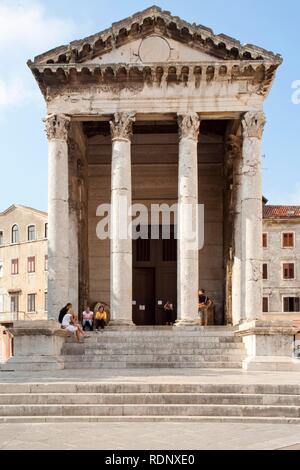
[68,140,80,314]
[228,134,243,326]
[176,114,200,326]
[241,111,266,321]
[45,114,70,320]
[109,112,135,325]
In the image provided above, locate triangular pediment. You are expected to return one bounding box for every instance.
[29,5,282,66]
[89,35,227,66]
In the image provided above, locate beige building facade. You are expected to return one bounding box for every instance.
[263,205,300,322]
[28,5,284,327]
[0,205,48,323]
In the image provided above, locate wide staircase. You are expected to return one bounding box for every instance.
[1,382,300,423]
[2,327,299,423]
[61,327,246,369]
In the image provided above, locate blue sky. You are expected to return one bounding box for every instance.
[0,0,299,212]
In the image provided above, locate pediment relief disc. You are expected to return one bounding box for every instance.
[138,35,171,63]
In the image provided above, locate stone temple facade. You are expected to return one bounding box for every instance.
[7,6,295,371]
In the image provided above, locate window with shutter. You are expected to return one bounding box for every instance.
[283,233,294,248]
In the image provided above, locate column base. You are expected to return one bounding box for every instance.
[175,319,199,327]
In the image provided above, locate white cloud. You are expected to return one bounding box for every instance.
[0,0,76,111]
[0,0,75,50]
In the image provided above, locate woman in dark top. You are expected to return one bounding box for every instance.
[164,300,174,326]
[198,289,213,326]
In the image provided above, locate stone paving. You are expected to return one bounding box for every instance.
[0,422,300,450]
[1,368,300,449]
[1,368,300,385]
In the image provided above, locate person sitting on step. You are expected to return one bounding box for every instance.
[62,310,86,342]
[82,306,94,331]
[58,303,72,325]
[95,305,108,332]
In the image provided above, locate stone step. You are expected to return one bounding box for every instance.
[66,349,245,357]
[0,403,299,418]
[62,361,243,369]
[62,354,245,363]
[63,346,245,354]
[78,328,236,338]
[72,335,242,342]
[1,416,300,424]
[67,339,243,348]
[1,393,300,406]
[2,383,300,395]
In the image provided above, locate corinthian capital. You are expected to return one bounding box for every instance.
[242,111,266,139]
[44,114,70,141]
[178,114,200,141]
[110,112,136,142]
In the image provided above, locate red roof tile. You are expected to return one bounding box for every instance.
[263,206,300,219]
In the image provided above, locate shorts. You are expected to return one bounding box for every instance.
[199,309,209,321]
[64,325,78,333]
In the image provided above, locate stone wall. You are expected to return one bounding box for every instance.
[87,130,224,321]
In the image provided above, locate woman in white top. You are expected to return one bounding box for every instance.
[62,311,85,342]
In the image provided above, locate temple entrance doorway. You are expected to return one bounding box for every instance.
[133,226,177,325]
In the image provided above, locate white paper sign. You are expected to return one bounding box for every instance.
[158,301,163,306]
[132,301,137,306]
[139,305,145,311]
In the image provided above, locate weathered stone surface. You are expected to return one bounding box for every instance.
[237,320,300,371]
[1,321,67,372]
[110,113,134,325]
[176,114,200,325]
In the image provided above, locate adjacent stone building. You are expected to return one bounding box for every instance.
[263,205,300,320]
[0,205,48,324]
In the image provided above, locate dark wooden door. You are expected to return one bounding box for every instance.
[132,268,155,325]
[155,268,177,325]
